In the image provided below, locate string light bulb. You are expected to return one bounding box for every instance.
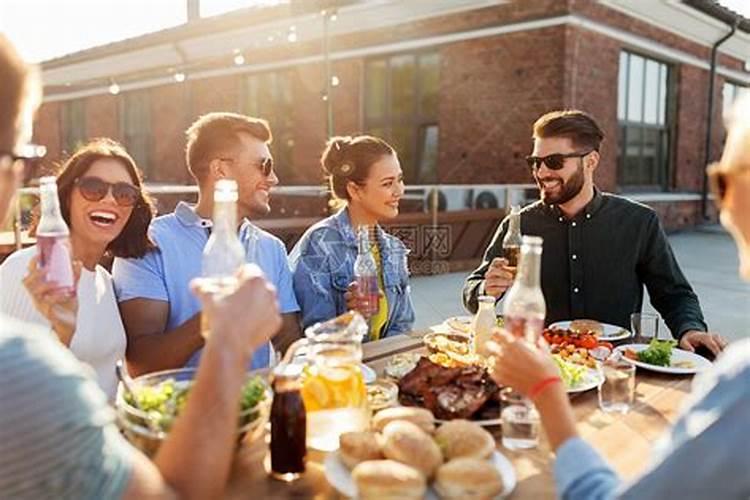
[108,81,120,95]
[174,72,186,83]
[234,53,245,65]
[331,75,340,87]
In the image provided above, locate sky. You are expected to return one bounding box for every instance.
[0,0,284,62]
[0,0,748,63]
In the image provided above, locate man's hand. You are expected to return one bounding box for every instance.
[485,329,559,398]
[483,257,515,298]
[191,264,281,361]
[679,330,728,356]
[22,254,82,345]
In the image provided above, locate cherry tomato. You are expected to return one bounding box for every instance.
[580,336,598,350]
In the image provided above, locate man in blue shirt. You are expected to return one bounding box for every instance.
[113,112,301,375]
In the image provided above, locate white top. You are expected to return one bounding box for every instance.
[0,246,126,399]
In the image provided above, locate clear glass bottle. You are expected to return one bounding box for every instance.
[472,295,497,356]
[200,179,245,337]
[502,205,522,269]
[36,176,75,296]
[353,226,379,318]
[502,235,546,344]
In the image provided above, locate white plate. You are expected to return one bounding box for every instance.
[566,367,604,393]
[550,320,632,341]
[324,449,517,499]
[432,315,473,334]
[435,414,503,427]
[361,364,377,384]
[614,344,712,374]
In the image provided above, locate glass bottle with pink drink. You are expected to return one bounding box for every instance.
[36,176,76,296]
[502,235,546,343]
[353,226,379,321]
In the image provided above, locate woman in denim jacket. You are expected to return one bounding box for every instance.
[290,135,415,340]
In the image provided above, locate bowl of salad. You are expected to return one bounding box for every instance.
[115,368,270,457]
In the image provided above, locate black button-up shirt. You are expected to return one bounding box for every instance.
[463,189,707,339]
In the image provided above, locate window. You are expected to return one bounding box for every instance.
[365,52,440,183]
[241,71,294,179]
[617,51,672,190]
[723,81,748,118]
[120,90,151,176]
[61,99,86,155]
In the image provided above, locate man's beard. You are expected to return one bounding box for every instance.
[537,163,585,205]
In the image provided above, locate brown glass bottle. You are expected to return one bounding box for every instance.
[503,205,523,268]
[270,363,307,481]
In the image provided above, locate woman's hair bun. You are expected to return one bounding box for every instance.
[323,136,354,176]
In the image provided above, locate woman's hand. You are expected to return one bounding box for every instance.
[192,264,281,361]
[485,328,560,398]
[345,281,382,318]
[22,255,82,346]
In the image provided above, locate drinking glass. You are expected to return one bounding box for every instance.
[631,312,660,343]
[500,388,540,449]
[598,359,636,414]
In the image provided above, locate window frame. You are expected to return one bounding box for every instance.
[616,50,675,192]
[363,50,440,184]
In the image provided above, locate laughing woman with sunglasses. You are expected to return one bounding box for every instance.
[0,138,154,398]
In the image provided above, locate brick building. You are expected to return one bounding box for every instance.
[32,0,750,229]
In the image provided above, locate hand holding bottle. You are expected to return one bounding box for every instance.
[192,264,281,361]
[484,257,515,298]
[22,254,82,345]
[345,281,382,318]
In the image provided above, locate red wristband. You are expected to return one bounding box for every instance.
[529,376,562,400]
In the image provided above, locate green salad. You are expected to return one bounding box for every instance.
[637,339,677,367]
[125,376,266,432]
[552,354,587,388]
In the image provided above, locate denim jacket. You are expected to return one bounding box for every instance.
[289,209,415,339]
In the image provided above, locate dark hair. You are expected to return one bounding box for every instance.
[321,135,395,201]
[0,34,40,151]
[532,110,604,151]
[185,112,272,183]
[33,138,156,259]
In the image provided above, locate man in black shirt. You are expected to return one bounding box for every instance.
[463,110,726,355]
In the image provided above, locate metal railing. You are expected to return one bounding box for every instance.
[9,183,537,250]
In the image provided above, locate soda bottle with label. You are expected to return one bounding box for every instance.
[200,179,246,337]
[473,295,497,356]
[36,176,76,297]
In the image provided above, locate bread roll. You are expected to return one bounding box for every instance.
[372,406,435,434]
[434,419,495,460]
[570,319,603,337]
[339,431,382,469]
[434,457,504,499]
[352,459,426,500]
[381,420,443,478]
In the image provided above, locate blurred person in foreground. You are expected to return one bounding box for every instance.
[0,34,282,499]
[0,139,154,398]
[112,112,300,376]
[464,109,726,356]
[486,97,750,499]
[290,135,415,340]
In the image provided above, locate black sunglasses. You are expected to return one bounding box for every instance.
[219,156,274,177]
[707,162,728,209]
[75,176,140,207]
[526,150,594,171]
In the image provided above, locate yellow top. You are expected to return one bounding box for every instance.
[368,242,389,340]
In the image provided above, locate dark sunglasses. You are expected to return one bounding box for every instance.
[707,162,728,209]
[219,156,274,177]
[526,150,594,171]
[75,176,140,207]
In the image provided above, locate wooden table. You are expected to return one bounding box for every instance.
[226,333,692,499]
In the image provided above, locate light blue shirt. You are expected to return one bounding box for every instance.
[112,201,299,369]
[555,338,750,499]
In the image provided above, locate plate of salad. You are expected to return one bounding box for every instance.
[552,354,603,393]
[615,340,712,374]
